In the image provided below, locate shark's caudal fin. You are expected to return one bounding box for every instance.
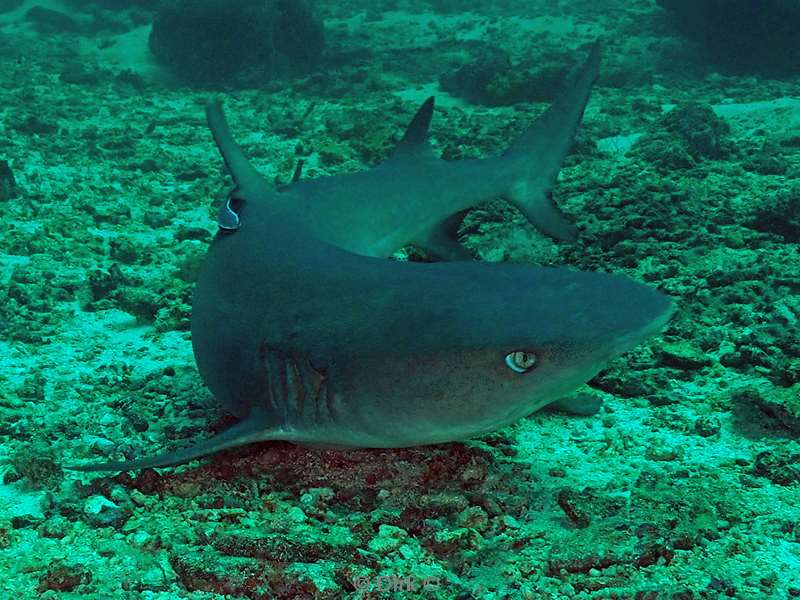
[64,410,275,472]
[503,43,601,242]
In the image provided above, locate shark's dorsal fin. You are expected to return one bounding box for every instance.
[390,97,437,161]
[206,100,272,197]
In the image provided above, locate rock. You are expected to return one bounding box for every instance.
[0,160,16,201]
[657,0,800,75]
[742,384,800,433]
[25,6,78,33]
[659,342,712,369]
[368,524,408,555]
[0,0,24,15]
[149,0,324,86]
[83,495,131,528]
[694,415,721,437]
[440,46,565,106]
[748,186,800,242]
[753,451,800,486]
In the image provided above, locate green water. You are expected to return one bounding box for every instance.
[0,1,798,598]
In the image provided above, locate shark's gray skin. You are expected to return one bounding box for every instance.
[211,44,602,261]
[67,43,673,472]
[68,208,671,472]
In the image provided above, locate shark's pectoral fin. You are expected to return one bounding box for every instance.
[413,210,472,261]
[64,409,278,472]
[546,393,604,416]
[507,184,578,242]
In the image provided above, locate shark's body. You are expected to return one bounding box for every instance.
[211,43,602,259]
[68,44,674,472]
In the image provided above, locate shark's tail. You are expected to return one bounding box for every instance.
[503,42,601,242]
[64,410,276,472]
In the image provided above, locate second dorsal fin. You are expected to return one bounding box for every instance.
[390,97,437,161]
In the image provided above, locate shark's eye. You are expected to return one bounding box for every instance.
[505,351,537,374]
[218,195,244,233]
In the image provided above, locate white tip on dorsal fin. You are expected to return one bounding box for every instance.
[390,96,438,162]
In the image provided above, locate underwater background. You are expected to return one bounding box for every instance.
[1,0,799,598]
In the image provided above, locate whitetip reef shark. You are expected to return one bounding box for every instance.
[68,44,673,472]
[213,43,602,258]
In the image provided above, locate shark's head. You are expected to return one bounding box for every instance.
[289,261,675,447]
[195,99,674,449]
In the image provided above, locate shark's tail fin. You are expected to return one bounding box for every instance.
[503,43,601,242]
[64,410,276,472]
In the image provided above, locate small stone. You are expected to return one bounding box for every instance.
[129,530,151,547]
[660,342,712,370]
[694,415,721,437]
[368,524,408,555]
[0,160,16,201]
[456,506,489,531]
[140,566,167,590]
[287,506,307,523]
[645,444,680,462]
[129,490,148,507]
[502,515,521,529]
[83,495,130,528]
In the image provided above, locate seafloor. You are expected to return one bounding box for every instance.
[1,0,799,598]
